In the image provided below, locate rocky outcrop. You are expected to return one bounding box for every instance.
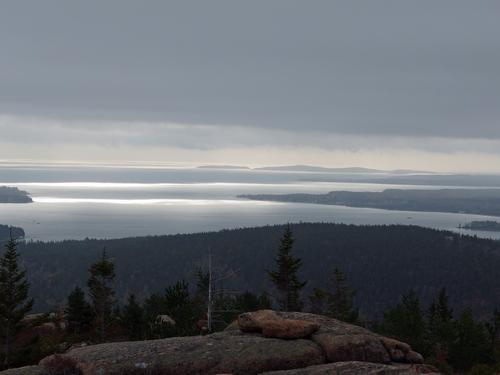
[239,310,320,339]
[262,361,440,374]
[0,366,42,375]
[41,331,324,374]
[313,333,391,364]
[0,310,436,375]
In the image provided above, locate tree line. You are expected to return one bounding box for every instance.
[1,225,500,374]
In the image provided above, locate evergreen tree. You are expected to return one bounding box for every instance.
[449,309,492,371]
[0,235,33,368]
[164,280,198,335]
[122,294,145,340]
[143,293,173,339]
[326,268,358,323]
[234,292,271,313]
[87,249,116,342]
[309,287,328,315]
[66,286,93,335]
[379,289,428,355]
[267,225,307,311]
[308,268,358,323]
[486,310,500,365]
[428,288,454,357]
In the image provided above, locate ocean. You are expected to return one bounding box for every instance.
[1,163,499,241]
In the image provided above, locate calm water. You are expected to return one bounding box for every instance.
[1,164,499,241]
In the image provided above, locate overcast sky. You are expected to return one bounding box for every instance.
[1,1,500,172]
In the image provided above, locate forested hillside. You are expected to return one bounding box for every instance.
[240,188,500,217]
[14,223,500,318]
[0,186,32,203]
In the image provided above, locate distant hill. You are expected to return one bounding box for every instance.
[253,165,427,174]
[197,165,251,170]
[17,223,500,318]
[195,164,429,174]
[0,186,33,203]
[239,188,500,217]
[255,165,382,173]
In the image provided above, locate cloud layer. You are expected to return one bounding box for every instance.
[1,1,500,170]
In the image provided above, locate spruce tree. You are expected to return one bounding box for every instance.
[428,288,454,355]
[122,294,144,340]
[87,249,115,342]
[327,268,358,323]
[164,280,196,335]
[0,235,33,368]
[449,309,491,371]
[308,268,358,322]
[379,289,428,355]
[309,287,328,315]
[267,225,307,311]
[66,286,93,335]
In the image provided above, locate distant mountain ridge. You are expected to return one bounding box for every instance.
[197,164,429,174]
[197,165,251,170]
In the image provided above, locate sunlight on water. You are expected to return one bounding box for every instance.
[4,182,312,189]
[2,165,500,241]
[32,196,279,206]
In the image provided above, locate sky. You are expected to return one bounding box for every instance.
[1,1,500,172]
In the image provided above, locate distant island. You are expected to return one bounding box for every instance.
[0,186,33,203]
[0,224,25,240]
[462,221,500,232]
[197,164,428,174]
[239,188,500,217]
[197,165,251,170]
[254,165,389,173]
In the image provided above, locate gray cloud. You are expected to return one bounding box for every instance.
[1,0,500,139]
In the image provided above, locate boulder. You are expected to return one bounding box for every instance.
[42,331,324,375]
[405,351,424,364]
[0,366,42,375]
[271,311,424,365]
[262,361,440,374]
[276,312,370,336]
[262,319,320,339]
[379,337,411,362]
[313,334,391,364]
[239,309,281,332]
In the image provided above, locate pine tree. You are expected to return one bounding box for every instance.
[0,235,33,368]
[428,288,454,356]
[309,287,328,315]
[449,309,491,371]
[66,286,93,335]
[234,292,272,313]
[87,249,115,342]
[267,225,307,311]
[379,289,428,355]
[308,268,358,322]
[327,268,358,322]
[164,280,197,335]
[122,294,144,340]
[486,310,500,365]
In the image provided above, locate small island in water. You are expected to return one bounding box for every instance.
[0,186,33,203]
[0,224,25,240]
[461,221,500,232]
